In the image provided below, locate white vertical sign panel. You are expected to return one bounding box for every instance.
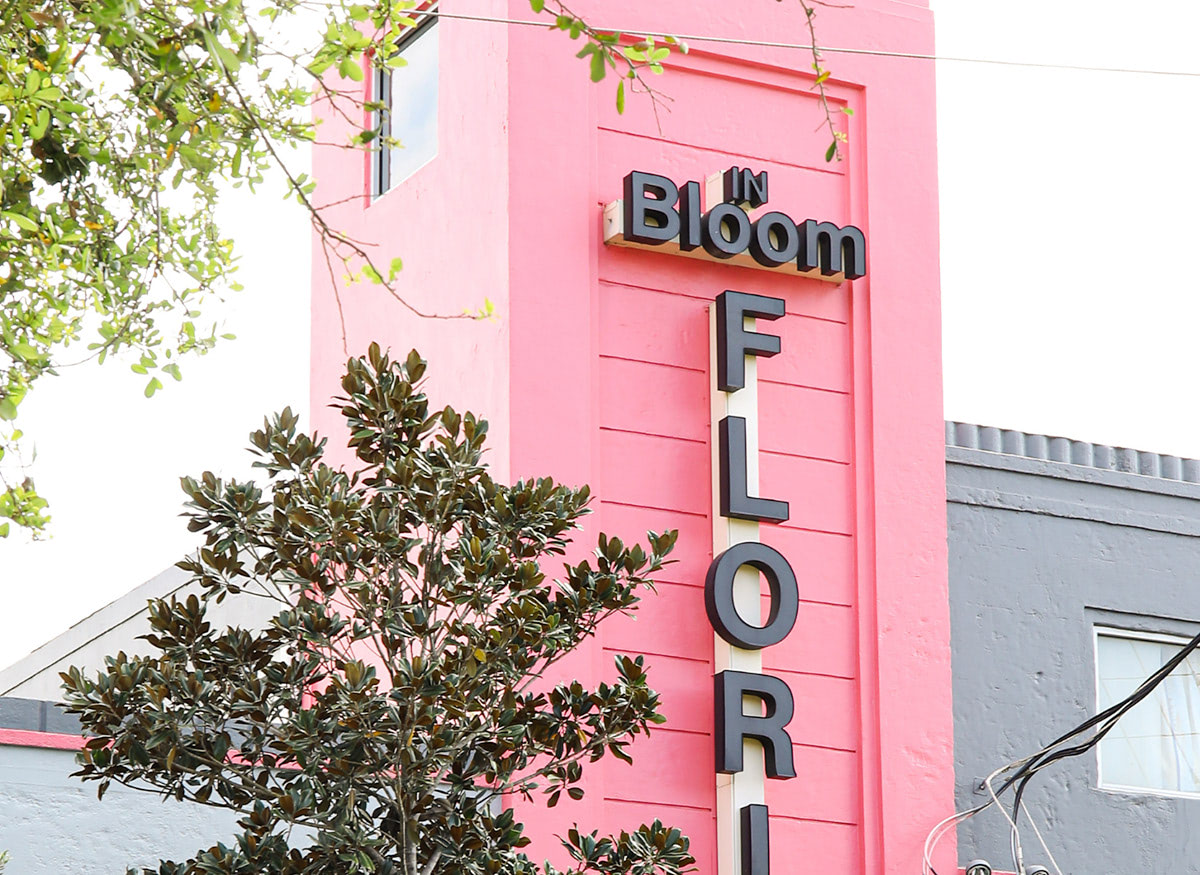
[710,305,766,875]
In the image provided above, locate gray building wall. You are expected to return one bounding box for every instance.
[0,698,240,875]
[947,422,1200,872]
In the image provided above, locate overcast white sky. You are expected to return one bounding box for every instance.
[933,0,1200,453]
[0,168,312,671]
[1,0,1199,670]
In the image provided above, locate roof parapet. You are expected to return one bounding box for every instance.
[946,421,1200,484]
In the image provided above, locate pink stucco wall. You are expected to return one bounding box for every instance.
[310,0,514,480]
[310,1,951,872]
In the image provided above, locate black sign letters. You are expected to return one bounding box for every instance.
[706,289,802,875]
[623,169,866,279]
[705,541,798,651]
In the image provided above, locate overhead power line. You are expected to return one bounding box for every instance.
[408,7,1200,79]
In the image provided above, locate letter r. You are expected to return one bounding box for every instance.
[714,670,797,779]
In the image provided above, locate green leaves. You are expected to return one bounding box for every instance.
[29,107,49,139]
[531,7,686,117]
[199,27,242,73]
[9,342,40,363]
[0,476,48,536]
[1,211,39,233]
[338,56,364,82]
[0,0,702,538]
[63,349,686,875]
[561,820,694,875]
[591,49,607,83]
[1,0,269,536]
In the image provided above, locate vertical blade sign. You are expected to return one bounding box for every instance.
[708,289,798,875]
[602,169,866,874]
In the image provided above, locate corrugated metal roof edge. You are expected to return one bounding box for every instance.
[946,421,1200,484]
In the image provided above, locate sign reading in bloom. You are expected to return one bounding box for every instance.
[603,168,866,281]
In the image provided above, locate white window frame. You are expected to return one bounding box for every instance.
[1093,624,1200,800]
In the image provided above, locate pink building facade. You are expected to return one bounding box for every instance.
[310,2,952,872]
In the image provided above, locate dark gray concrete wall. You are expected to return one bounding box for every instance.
[948,426,1200,872]
[0,696,80,734]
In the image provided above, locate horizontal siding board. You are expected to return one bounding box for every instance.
[759,381,852,463]
[756,315,851,393]
[763,600,857,680]
[603,728,715,808]
[767,815,860,873]
[764,744,861,825]
[597,430,710,514]
[758,524,855,607]
[595,66,845,176]
[604,580,711,663]
[599,357,708,442]
[770,668,859,752]
[599,283,711,371]
[761,452,854,535]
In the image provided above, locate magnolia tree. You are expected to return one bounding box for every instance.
[61,346,693,875]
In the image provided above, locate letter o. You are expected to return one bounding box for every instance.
[705,542,798,649]
[750,211,800,268]
[702,203,752,259]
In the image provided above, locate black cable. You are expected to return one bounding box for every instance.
[1000,626,1200,830]
[930,628,1200,874]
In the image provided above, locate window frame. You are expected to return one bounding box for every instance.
[370,5,439,199]
[1093,624,1200,800]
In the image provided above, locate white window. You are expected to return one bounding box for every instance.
[1095,627,1200,797]
[372,12,438,196]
